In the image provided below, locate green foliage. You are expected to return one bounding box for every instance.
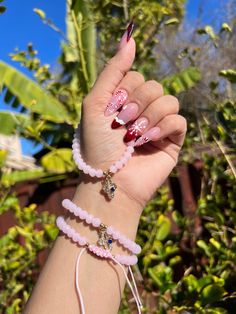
[0,197,58,313]
[162,67,201,95]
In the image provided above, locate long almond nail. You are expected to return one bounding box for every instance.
[111,103,139,129]
[124,117,149,143]
[118,21,134,49]
[134,127,161,147]
[104,89,128,116]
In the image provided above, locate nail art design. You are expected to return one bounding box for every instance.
[124,117,149,143]
[119,21,135,49]
[104,89,128,117]
[111,103,139,129]
[134,127,161,147]
[127,20,134,41]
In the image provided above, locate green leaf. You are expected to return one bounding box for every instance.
[0,111,30,135]
[162,67,201,95]
[219,69,236,83]
[197,25,218,42]
[41,148,75,173]
[197,239,211,256]
[1,169,46,187]
[201,284,225,306]
[66,0,97,85]
[0,61,70,123]
[44,224,58,240]
[33,8,46,20]
[156,215,171,241]
[164,18,179,25]
[0,149,7,167]
[220,23,232,33]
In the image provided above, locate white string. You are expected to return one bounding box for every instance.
[75,248,87,314]
[128,266,143,308]
[110,256,142,314]
[75,249,142,314]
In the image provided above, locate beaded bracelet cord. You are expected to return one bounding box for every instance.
[62,198,141,255]
[57,216,143,313]
[72,126,135,199]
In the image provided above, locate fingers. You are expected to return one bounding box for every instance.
[111,80,164,128]
[135,114,187,148]
[105,71,145,117]
[122,95,178,142]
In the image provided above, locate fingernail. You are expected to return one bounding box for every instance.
[134,127,161,147]
[124,117,149,143]
[118,21,134,49]
[111,103,139,129]
[104,89,128,116]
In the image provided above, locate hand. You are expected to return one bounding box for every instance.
[80,27,187,212]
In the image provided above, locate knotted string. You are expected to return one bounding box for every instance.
[75,249,143,314]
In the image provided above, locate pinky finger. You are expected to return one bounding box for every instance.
[134,114,187,148]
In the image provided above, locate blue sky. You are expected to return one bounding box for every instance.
[0,0,226,155]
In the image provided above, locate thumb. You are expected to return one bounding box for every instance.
[89,25,136,98]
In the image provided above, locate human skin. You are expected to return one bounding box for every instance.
[24,31,186,314]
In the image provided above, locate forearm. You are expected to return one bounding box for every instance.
[24,177,142,314]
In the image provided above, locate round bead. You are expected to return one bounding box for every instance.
[72,234,78,242]
[127,146,134,153]
[79,237,87,246]
[79,210,87,220]
[96,169,104,178]
[113,231,119,240]
[92,218,101,228]
[110,165,117,173]
[85,214,93,224]
[88,168,96,177]
[83,165,90,174]
[106,226,113,235]
[115,161,123,169]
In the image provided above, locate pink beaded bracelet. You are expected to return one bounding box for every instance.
[72,126,135,199]
[56,216,138,266]
[62,199,141,255]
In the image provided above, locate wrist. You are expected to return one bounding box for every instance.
[70,174,142,241]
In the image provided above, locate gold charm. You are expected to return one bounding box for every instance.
[97,224,113,251]
[102,171,117,200]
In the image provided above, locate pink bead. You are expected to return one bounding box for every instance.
[83,165,90,174]
[124,151,131,159]
[78,161,86,171]
[119,235,125,245]
[92,218,101,228]
[88,168,96,177]
[113,231,120,240]
[110,165,117,173]
[127,146,134,153]
[72,234,78,242]
[62,199,70,209]
[106,226,113,235]
[135,245,142,255]
[66,228,73,237]
[115,161,123,169]
[96,169,104,178]
[79,209,86,220]
[85,214,93,224]
[79,237,87,246]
